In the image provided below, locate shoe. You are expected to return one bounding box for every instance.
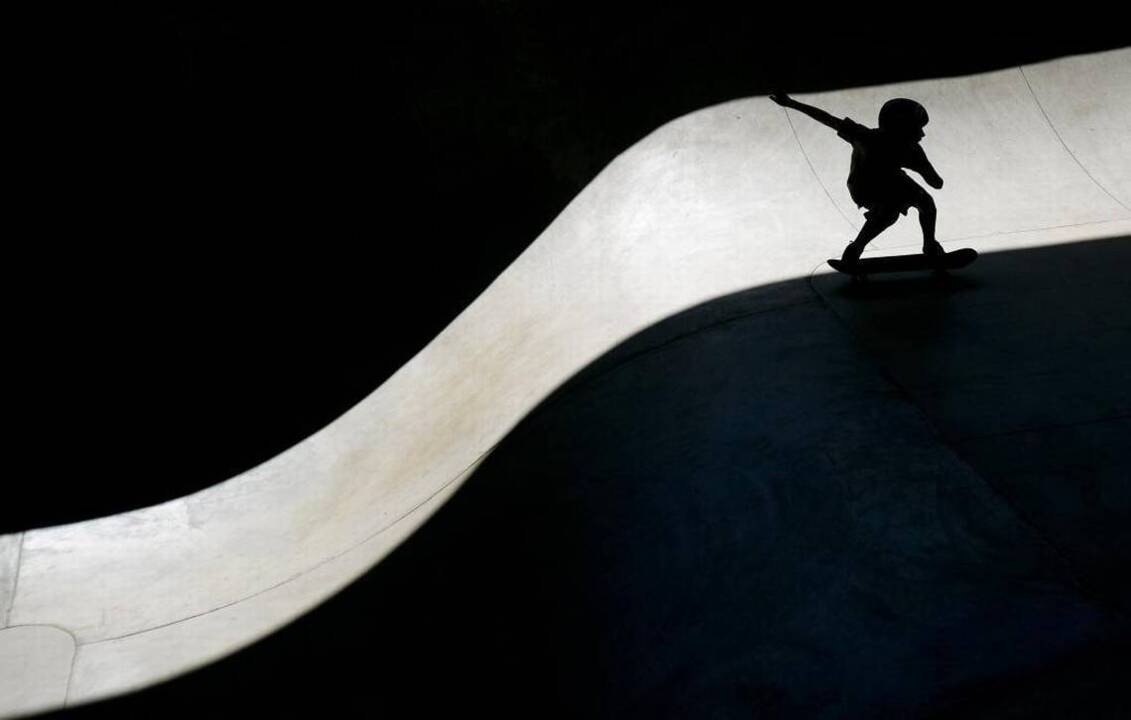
[922,241,945,258]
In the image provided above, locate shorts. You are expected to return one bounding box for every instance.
[848,172,928,218]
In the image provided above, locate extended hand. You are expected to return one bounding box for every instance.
[769,92,794,107]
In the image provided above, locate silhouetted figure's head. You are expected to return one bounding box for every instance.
[879,98,928,141]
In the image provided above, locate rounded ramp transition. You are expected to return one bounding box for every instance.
[1,48,1129,717]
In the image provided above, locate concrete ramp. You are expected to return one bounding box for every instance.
[2,48,1129,717]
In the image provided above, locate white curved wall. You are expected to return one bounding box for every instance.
[1,47,1128,717]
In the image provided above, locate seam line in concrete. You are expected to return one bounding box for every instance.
[81,452,485,647]
[63,642,81,708]
[868,218,1130,257]
[1019,65,1131,214]
[941,448,1130,625]
[2,622,80,643]
[949,413,1131,445]
[943,217,1131,244]
[857,217,1131,257]
[781,106,861,232]
[4,533,24,628]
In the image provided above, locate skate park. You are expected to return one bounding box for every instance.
[2,25,1129,719]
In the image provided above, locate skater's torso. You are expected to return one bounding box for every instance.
[837,118,927,197]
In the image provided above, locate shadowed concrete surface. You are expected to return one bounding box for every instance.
[3,48,1130,717]
[812,238,1131,613]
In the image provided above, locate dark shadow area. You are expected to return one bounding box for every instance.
[45,236,1130,718]
[6,7,1128,531]
[811,237,1131,613]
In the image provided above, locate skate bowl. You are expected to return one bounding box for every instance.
[2,48,1129,718]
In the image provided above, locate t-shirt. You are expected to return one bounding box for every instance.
[836,118,929,192]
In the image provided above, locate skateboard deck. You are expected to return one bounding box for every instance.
[827,248,978,278]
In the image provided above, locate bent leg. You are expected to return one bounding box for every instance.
[909,189,943,257]
[842,209,898,264]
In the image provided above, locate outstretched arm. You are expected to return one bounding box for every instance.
[770,93,841,130]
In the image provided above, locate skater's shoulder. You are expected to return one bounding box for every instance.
[836,116,873,142]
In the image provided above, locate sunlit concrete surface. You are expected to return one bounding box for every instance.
[0,627,74,718]
[0,48,1128,717]
[1,534,19,628]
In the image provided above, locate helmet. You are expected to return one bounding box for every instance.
[878,98,929,134]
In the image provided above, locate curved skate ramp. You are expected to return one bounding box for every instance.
[1,48,1129,717]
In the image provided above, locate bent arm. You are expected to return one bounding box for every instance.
[770,93,841,131]
[914,155,944,189]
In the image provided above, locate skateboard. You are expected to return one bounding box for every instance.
[827,248,978,280]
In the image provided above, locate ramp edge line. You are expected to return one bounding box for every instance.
[1019,65,1131,214]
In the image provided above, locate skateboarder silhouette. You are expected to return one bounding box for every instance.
[771,93,946,267]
